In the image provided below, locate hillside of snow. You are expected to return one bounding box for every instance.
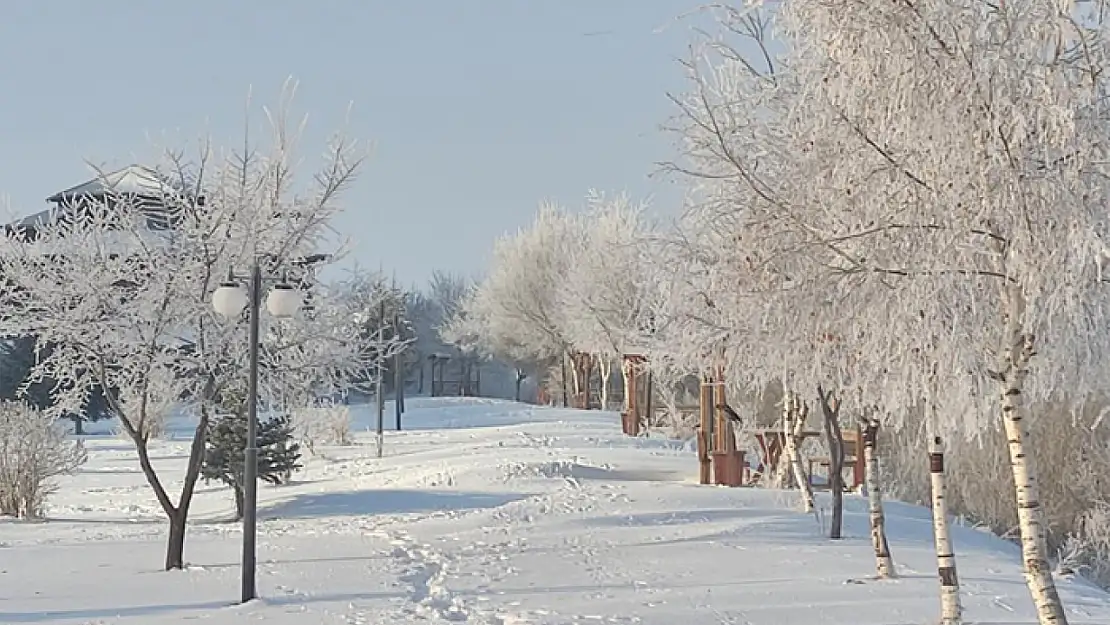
[2,397,1108,624]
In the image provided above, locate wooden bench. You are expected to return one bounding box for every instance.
[807,425,865,490]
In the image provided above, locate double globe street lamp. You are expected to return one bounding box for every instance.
[211,262,302,604]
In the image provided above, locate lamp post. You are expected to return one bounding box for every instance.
[211,261,302,604]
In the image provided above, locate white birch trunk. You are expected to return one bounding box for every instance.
[998,285,1069,625]
[863,418,894,578]
[929,435,962,625]
[599,357,611,411]
[782,392,815,512]
[621,358,633,415]
[769,392,791,488]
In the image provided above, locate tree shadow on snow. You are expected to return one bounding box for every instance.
[261,488,531,520]
[0,591,402,622]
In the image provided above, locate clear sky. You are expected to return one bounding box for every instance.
[0,1,705,286]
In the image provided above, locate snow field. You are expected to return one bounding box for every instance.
[1,397,1108,624]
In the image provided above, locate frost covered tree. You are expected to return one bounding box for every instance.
[441,292,547,402]
[664,2,1110,622]
[443,205,582,397]
[559,191,659,410]
[0,86,396,570]
[656,0,902,590]
[652,5,829,511]
[774,3,1110,621]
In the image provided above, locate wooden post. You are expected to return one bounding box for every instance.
[698,376,713,484]
[621,355,643,436]
[626,359,638,434]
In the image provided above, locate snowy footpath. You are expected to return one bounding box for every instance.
[2,397,1109,624]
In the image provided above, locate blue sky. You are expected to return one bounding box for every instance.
[0,1,705,286]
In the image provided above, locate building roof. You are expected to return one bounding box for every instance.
[45,164,179,204]
[4,165,182,236]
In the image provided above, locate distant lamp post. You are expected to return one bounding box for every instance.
[211,262,301,604]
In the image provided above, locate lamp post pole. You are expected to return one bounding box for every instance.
[375,299,385,458]
[213,256,313,605]
[242,261,262,604]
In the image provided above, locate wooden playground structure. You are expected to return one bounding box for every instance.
[697,367,746,486]
[620,354,647,436]
[557,350,866,492]
[624,356,865,490]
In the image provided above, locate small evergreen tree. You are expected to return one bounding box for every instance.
[201,385,302,519]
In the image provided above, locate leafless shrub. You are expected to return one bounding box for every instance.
[0,401,87,518]
[293,401,353,454]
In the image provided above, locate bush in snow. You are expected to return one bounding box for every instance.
[293,401,353,453]
[0,400,87,518]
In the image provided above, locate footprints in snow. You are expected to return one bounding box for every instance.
[388,531,534,624]
[391,532,469,621]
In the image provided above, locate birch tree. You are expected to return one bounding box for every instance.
[770,3,1110,621]
[782,391,815,512]
[930,433,963,624]
[861,412,895,579]
[0,89,394,570]
[666,3,1110,621]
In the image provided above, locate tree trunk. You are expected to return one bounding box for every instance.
[164,409,209,570]
[997,285,1068,625]
[233,484,245,521]
[599,357,611,411]
[100,364,211,571]
[929,435,961,625]
[515,372,523,402]
[782,392,815,512]
[569,355,582,405]
[560,353,569,407]
[621,358,633,415]
[863,418,894,578]
[165,509,188,570]
[130,435,188,570]
[72,416,84,435]
[572,354,591,409]
[817,386,844,539]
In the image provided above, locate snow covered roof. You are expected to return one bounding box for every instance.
[45,164,178,204]
[4,165,183,237]
[8,206,60,231]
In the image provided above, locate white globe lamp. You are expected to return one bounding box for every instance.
[212,280,249,317]
[266,283,302,318]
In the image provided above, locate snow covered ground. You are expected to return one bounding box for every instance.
[2,397,1109,624]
